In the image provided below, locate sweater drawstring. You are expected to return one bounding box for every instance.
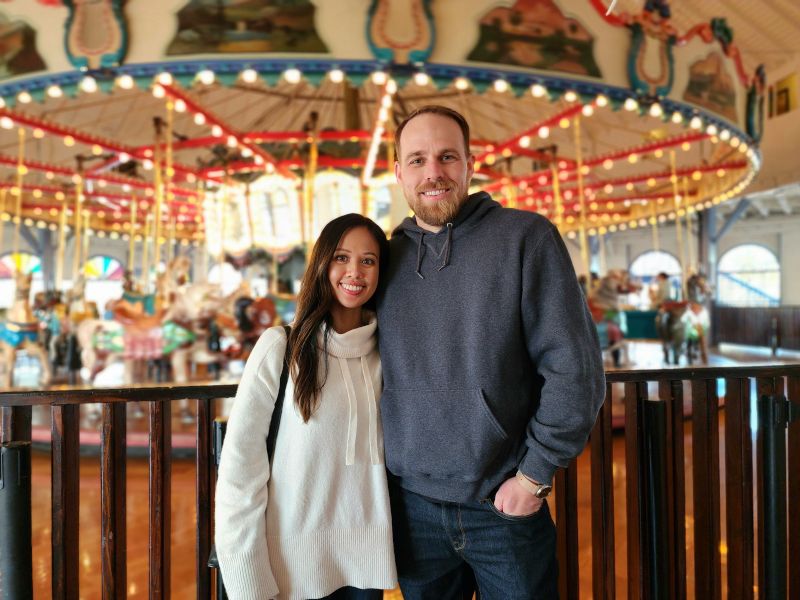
[337,356,358,466]
[415,232,426,279]
[437,222,453,271]
[360,356,381,465]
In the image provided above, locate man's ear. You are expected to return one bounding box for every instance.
[394,160,402,183]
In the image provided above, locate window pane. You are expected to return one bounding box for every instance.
[718,244,780,306]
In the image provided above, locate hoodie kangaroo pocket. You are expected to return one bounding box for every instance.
[381,388,509,481]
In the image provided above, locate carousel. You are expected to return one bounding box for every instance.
[0,0,765,425]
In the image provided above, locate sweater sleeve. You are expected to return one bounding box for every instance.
[214,327,287,600]
[518,224,606,483]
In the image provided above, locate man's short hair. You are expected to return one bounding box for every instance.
[394,105,471,159]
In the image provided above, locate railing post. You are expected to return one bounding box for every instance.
[757,394,792,600]
[642,399,669,600]
[0,441,32,600]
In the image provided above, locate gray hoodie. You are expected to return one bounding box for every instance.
[376,191,605,503]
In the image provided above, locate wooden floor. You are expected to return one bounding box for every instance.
[27,341,793,599]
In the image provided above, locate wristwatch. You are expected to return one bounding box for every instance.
[515,470,552,498]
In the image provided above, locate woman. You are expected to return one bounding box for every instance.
[215,214,396,600]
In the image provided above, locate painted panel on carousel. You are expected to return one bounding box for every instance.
[366,0,434,64]
[63,0,128,69]
[0,11,46,80]
[624,0,675,98]
[166,0,328,56]
[683,52,737,124]
[467,0,601,78]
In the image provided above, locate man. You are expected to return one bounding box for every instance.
[377,105,605,599]
[649,272,671,310]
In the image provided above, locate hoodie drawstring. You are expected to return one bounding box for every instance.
[337,356,381,466]
[360,357,381,465]
[415,232,426,279]
[437,222,453,271]
[337,356,358,466]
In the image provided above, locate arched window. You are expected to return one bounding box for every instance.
[83,255,125,315]
[0,252,44,310]
[628,250,682,309]
[718,244,780,306]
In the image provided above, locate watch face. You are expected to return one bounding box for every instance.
[535,485,552,499]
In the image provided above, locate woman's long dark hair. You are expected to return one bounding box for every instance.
[289,214,388,422]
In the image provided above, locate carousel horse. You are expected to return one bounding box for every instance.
[226,295,279,360]
[656,301,689,365]
[0,271,52,388]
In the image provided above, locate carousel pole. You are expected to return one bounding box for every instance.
[55,189,68,290]
[11,128,25,267]
[81,211,90,275]
[218,174,229,278]
[551,164,563,232]
[128,194,137,270]
[598,232,607,275]
[244,182,255,248]
[573,115,589,275]
[360,185,369,217]
[302,112,319,245]
[153,118,165,274]
[141,214,151,292]
[165,100,175,264]
[0,189,6,255]
[683,177,696,271]
[650,201,660,253]
[670,151,686,277]
[71,158,85,283]
[270,255,278,295]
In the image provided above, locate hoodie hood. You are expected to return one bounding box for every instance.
[391,191,500,278]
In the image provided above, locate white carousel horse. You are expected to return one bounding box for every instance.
[0,271,52,388]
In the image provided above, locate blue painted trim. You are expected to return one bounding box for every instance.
[0,57,760,149]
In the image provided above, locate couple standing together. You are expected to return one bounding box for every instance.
[215,105,606,600]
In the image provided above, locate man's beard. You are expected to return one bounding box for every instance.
[408,183,467,227]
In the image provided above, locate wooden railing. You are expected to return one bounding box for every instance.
[0,383,236,599]
[712,305,800,351]
[2,365,800,599]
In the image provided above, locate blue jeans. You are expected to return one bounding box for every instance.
[389,479,558,600]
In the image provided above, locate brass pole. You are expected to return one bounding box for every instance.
[683,177,696,271]
[573,115,589,275]
[165,101,175,264]
[12,128,25,266]
[55,191,68,290]
[0,189,6,256]
[598,232,607,275]
[219,182,228,277]
[302,111,319,245]
[128,194,137,269]
[670,151,686,278]
[141,214,151,292]
[650,201,660,253]
[551,164,563,232]
[71,170,84,282]
[81,211,90,275]
[153,118,165,271]
[245,182,255,248]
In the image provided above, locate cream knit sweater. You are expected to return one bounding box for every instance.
[215,316,397,600]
